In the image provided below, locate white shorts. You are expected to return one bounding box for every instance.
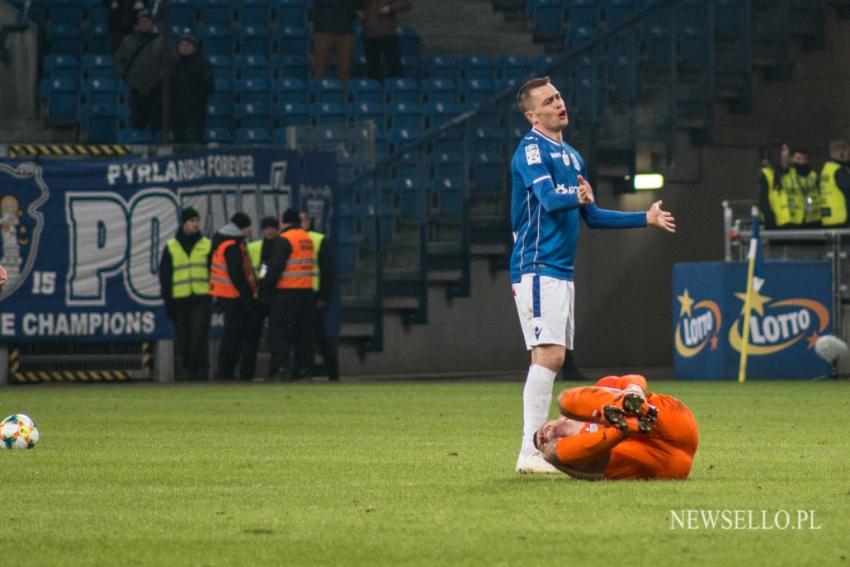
[512,274,575,351]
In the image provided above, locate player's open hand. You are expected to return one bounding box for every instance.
[577,175,594,205]
[646,200,676,234]
[0,264,6,286]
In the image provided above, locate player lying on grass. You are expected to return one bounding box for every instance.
[533,375,699,480]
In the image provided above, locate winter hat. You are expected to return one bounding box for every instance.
[181,207,200,223]
[261,215,279,229]
[230,212,252,229]
[281,208,301,226]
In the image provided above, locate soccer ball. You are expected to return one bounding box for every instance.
[0,414,40,449]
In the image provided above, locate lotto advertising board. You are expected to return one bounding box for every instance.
[0,149,336,342]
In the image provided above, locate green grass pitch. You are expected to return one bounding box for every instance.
[1,380,848,566]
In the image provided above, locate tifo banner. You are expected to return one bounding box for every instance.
[0,149,336,342]
[673,261,832,380]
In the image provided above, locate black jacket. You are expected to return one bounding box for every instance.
[170,51,213,125]
[313,0,364,34]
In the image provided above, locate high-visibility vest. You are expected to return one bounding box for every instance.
[247,240,263,270]
[209,239,257,298]
[275,228,314,289]
[780,169,806,225]
[307,230,325,292]
[820,160,848,226]
[167,237,211,298]
[763,167,792,227]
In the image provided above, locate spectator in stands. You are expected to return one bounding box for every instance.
[301,212,339,381]
[159,207,212,380]
[210,213,258,381]
[758,142,792,228]
[312,0,363,85]
[791,148,822,227]
[820,140,850,227]
[358,0,411,82]
[114,10,170,132]
[244,216,281,381]
[169,30,213,144]
[262,208,315,381]
[104,0,144,54]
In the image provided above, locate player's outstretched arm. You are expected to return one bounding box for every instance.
[646,200,676,233]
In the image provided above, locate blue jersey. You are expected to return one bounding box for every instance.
[509,128,647,283]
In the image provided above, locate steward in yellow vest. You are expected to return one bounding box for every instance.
[158,207,212,380]
[757,143,792,228]
[820,140,850,227]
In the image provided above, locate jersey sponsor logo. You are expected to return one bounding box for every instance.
[728,279,829,355]
[525,144,541,165]
[550,152,562,159]
[554,183,578,194]
[674,289,722,358]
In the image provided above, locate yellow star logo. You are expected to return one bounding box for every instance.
[807,332,819,350]
[735,289,772,316]
[678,289,695,317]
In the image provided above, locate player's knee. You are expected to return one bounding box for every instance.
[534,345,565,371]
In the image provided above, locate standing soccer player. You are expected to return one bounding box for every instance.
[511,77,676,473]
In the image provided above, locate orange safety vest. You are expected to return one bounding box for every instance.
[209,239,257,298]
[276,228,314,289]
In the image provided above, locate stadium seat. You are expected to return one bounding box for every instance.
[470,125,504,154]
[422,78,457,104]
[234,54,271,80]
[399,55,420,79]
[116,103,130,129]
[498,55,532,81]
[44,54,80,81]
[461,79,495,108]
[81,54,114,80]
[206,101,234,129]
[273,101,309,127]
[239,0,270,26]
[396,177,425,220]
[203,128,233,144]
[274,26,309,57]
[169,0,198,27]
[235,127,272,144]
[387,127,422,154]
[423,56,458,80]
[235,101,271,128]
[46,24,81,56]
[199,25,233,55]
[459,55,495,81]
[567,0,599,28]
[383,78,420,104]
[433,176,464,219]
[81,21,110,54]
[46,78,79,121]
[272,78,308,104]
[309,78,345,104]
[272,54,308,79]
[235,25,271,56]
[48,0,83,24]
[82,0,108,26]
[346,78,383,104]
[532,0,563,42]
[533,54,562,74]
[117,128,155,144]
[81,103,117,143]
[396,25,421,60]
[81,77,117,107]
[274,0,307,27]
[565,24,599,50]
[211,76,234,105]
[385,102,423,131]
[471,151,505,192]
[716,0,743,42]
[431,152,465,180]
[199,0,234,25]
[346,101,384,129]
[309,102,345,125]
[602,0,635,26]
[234,78,270,105]
[208,54,233,80]
[311,124,349,149]
[425,101,462,129]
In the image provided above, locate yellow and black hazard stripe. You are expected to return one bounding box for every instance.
[11,370,135,384]
[9,347,20,374]
[7,144,134,158]
[142,342,153,370]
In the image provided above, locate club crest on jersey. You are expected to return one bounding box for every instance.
[562,153,571,168]
[0,162,49,301]
[525,144,541,165]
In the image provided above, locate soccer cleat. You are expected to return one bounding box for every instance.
[602,405,628,430]
[516,451,561,474]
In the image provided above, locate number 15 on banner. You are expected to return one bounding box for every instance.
[32,271,56,295]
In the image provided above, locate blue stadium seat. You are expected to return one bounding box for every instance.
[459,55,495,81]
[602,0,635,26]
[273,0,307,26]
[272,128,288,144]
[235,25,271,56]
[49,0,83,24]
[206,101,233,129]
[396,25,421,59]
[199,25,233,55]
[235,101,271,128]
[117,129,155,144]
[274,26,308,57]
[116,103,130,129]
[199,0,234,26]
[272,54,308,79]
[716,0,743,42]
[169,0,198,27]
[46,24,81,56]
[346,101,383,128]
[425,101,461,129]
[565,24,599,50]
[204,128,234,144]
[311,124,349,148]
[308,78,345,104]
[211,76,234,105]
[234,54,271,80]
[423,56,457,80]
[533,54,562,74]
[387,127,421,154]
[433,177,464,219]
[309,102,345,125]
[567,0,599,28]
[430,152,465,179]
[81,77,117,106]
[235,127,272,144]
[396,177,425,220]
[495,78,521,94]
[461,79,495,107]
[46,78,79,121]
[399,55,420,79]
[273,101,309,127]
[532,0,563,42]
[208,54,233,80]
[422,78,457,104]
[498,55,531,81]
[81,103,117,143]
[234,78,270,105]
[471,151,505,192]
[471,125,503,154]
[81,54,114,80]
[272,78,308,104]
[82,0,108,26]
[239,0,270,26]
[383,78,419,104]
[385,102,423,131]
[44,54,80,81]
[81,22,110,54]
[346,78,383,104]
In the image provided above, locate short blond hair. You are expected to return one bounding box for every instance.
[516,76,551,113]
